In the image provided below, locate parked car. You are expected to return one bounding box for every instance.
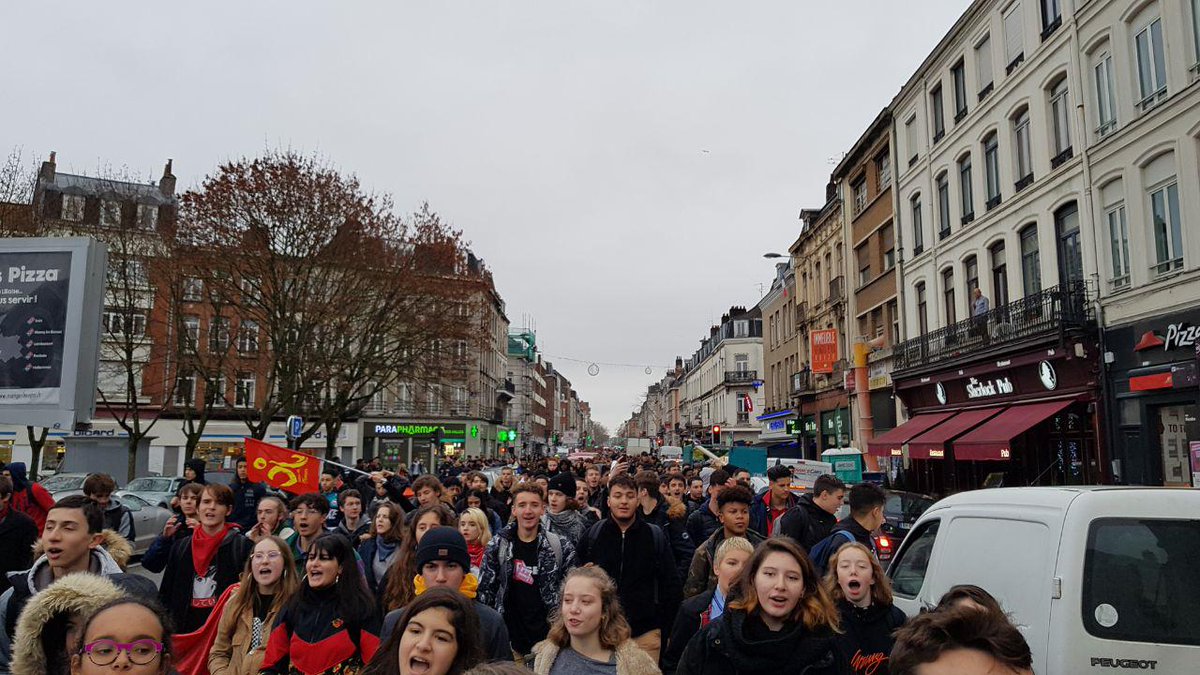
[119,476,188,509]
[120,493,174,555]
[880,489,936,547]
[886,487,1200,674]
[41,472,91,498]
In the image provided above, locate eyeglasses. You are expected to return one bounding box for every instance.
[82,639,164,666]
[252,551,283,562]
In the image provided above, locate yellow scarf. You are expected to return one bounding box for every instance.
[413,572,479,599]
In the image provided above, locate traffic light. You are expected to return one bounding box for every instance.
[711,424,721,445]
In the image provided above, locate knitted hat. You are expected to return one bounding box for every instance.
[547,471,576,497]
[416,526,471,571]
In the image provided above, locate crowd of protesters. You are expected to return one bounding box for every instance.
[0,452,1034,675]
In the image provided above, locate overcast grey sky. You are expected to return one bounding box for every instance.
[3,1,971,430]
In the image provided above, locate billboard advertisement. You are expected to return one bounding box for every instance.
[811,328,839,374]
[0,238,106,429]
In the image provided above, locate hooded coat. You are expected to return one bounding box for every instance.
[775,494,839,552]
[677,608,844,675]
[5,463,54,533]
[184,458,208,485]
[9,573,126,675]
[0,508,37,596]
[0,530,158,670]
[531,638,661,675]
[639,497,695,584]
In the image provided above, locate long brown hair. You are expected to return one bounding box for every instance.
[545,567,631,651]
[729,538,840,632]
[383,503,456,610]
[823,541,894,607]
[362,588,484,675]
[225,536,299,623]
[372,501,406,545]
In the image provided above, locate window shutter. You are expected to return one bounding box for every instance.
[1004,4,1024,63]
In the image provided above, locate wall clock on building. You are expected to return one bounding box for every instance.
[1039,360,1057,391]
[935,382,947,405]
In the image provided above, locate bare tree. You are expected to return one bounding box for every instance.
[178,152,482,456]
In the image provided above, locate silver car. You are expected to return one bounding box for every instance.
[118,493,174,555]
[41,472,90,498]
[119,476,187,509]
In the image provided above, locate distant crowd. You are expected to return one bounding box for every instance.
[0,453,1034,675]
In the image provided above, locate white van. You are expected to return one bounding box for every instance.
[659,446,684,462]
[886,487,1200,674]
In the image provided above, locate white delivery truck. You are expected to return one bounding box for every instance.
[624,438,653,455]
[887,486,1200,674]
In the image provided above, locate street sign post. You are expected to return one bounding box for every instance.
[286,415,303,451]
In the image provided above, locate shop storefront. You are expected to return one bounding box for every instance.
[1106,310,1200,487]
[820,407,852,450]
[875,339,1104,494]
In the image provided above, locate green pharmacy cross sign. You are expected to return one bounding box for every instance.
[470,425,479,439]
[497,429,518,442]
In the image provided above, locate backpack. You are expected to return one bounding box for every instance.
[809,529,856,575]
[497,530,563,573]
[580,521,668,603]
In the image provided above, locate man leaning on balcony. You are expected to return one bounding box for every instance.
[972,288,990,343]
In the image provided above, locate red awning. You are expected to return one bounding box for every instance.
[953,399,1075,461]
[908,407,1005,460]
[866,412,955,457]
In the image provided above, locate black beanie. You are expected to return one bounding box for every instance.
[416,527,471,572]
[547,471,576,497]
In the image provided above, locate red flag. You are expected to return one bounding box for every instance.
[245,438,322,493]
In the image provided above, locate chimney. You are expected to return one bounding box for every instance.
[159,159,176,197]
[38,151,57,184]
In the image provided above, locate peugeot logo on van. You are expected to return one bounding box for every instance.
[1089,657,1158,669]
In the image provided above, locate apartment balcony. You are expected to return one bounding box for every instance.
[724,370,758,385]
[497,378,515,401]
[791,370,812,395]
[893,282,1091,375]
[829,276,846,307]
[796,302,809,325]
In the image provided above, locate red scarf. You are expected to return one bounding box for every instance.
[192,523,234,575]
[468,542,485,569]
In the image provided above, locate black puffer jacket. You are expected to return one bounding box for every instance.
[775,494,837,552]
[833,600,907,675]
[677,608,844,675]
[640,498,695,583]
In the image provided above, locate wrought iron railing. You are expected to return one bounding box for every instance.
[893,282,1090,373]
[792,370,811,394]
[725,370,758,385]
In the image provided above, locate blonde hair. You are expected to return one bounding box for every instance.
[713,536,753,567]
[459,507,492,548]
[823,541,894,607]
[546,567,631,650]
[729,538,841,633]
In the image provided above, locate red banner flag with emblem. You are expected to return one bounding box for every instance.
[245,438,322,493]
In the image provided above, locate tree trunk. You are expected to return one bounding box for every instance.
[324,418,341,459]
[25,426,48,481]
[126,434,141,483]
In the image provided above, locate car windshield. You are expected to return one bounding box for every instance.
[126,478,174,492]
[42,475,85,491]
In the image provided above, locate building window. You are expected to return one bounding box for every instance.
[965,256,980,297]
[1013,108,1033,191]
[236,372,256,408]
[1004,2,1025,73]
[182,277,203,302]
[911,194,924,255]
[734,320,749,338]
[884,247,895,271]
[182,316,200,348]
[983,133,1001,209]
[426,384,442,413]
[136,204,158,229]
[858,245,871,287]
[991,241,1009,307]
[101,200,122,227]
[1020,224,1041,295]
[905,115,919,166]
[876,152,891,190]
[931,84,946,142]
[62,194,85,222]
[1055,202,1083,286]
[888,299,900,344]
[1041,0,1062,39]
[1094,52,1118,137]
[175,373,196,407]
[1193,0,1200,64]
[103,311,146,337]
[1150,181,1183,276]
[976,34,994,98]
[943,268,957,325]
[209,316,230,353]
[107,258,148,288]
[207,373,226,406]
[1135,18,1168,110]
[853,177,867,216]
[936,173,951,239]
[916,282,929,335]
[952,60,968,121]
[958,154,974,224]
[238,319,259,353]
[1049,77,1073,166]
[1107,204,1131,288]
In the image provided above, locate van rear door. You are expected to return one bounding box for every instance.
[1054,497,1200,674]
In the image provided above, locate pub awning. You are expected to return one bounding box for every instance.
[908,407,1005,459]
[953,399,1075,461]
[866,412,955,457]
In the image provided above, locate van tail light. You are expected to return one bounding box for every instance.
[877,535,892,549]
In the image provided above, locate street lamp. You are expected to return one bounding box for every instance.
[763,252,786,259]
